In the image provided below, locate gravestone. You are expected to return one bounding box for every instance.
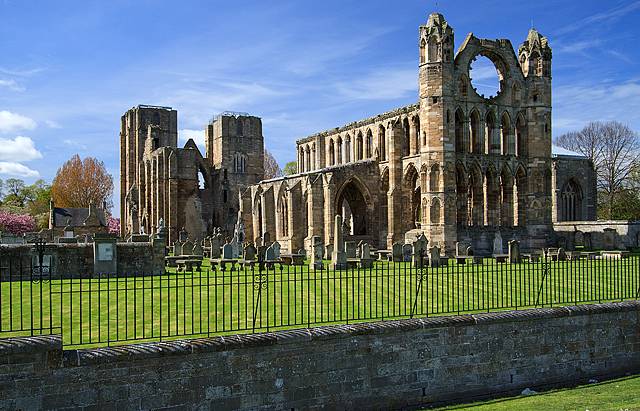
[392,242,403,262]
[173,241,183,255]
[360,243,374,269]
[255,237,263,248]
[180,241,194,256]
[93,234,117,274]
[331,215,347,269]
[178,227,188,242]
[603,228,616,250]
[429,246,441,268]
[262,232,271,247]
[356,240,364,258]
[192,242,203,257]
[325,244,333,260]
[584,232,593,250]
[466,246,474,256]
[492,231,503,255]
[222,243,234,260]
[310,236,323,270]
[574,231,584,248]
[345,241,357,259]
[209,236,221,259]
[455,241,468,257]
[557,247,567,261]
[508,240,520,263]
[402,244,412,262]
[265,244,277,261]
[271,241,281,259]
[298,248,307,257]
[257,246,267,262]
[243,244,257,261]
[413,234,428,268]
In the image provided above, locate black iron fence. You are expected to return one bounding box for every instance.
[0,254,639,348]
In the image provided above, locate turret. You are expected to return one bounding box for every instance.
[518,29,552,78]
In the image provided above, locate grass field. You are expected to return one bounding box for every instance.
[432,374,640,410]
[1,256,639,347]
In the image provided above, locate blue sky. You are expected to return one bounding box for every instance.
[1,0,639,217]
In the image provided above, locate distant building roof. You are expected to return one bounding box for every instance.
[52,207,107,228]
[552,144,585,158]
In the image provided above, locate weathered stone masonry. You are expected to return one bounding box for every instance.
[242,13,597,254]
[1,301,639,410]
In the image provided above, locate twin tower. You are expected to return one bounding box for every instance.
[119,106,265,243]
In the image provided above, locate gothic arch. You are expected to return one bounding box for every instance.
[366,129,373,158]
[334,176,373,236]
[454,108,465,153]
[378,124,387,161]
[501,111,514,155]
[516,112,527,157]
[486,110,499,154]
[469,109,482,154]
[560,179,583,221]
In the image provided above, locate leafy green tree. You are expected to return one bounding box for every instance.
[283,161,297,176]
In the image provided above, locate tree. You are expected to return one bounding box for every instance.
[264,150,283,180]
[0,211,36,235]
[283,161,297,176]
[51,154,114,211]
[0,178,51,228]
[554,121,640,219]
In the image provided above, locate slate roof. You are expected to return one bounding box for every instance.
[52,207,107,228]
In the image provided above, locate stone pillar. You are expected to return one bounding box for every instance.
[331,215,346,269]
[483,175,489,226]
[386,121,404,248]
[409,120,417,155]
[322,174,335,249]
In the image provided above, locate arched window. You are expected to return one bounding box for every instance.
[486,111,499,154]
[420,39,426,64]
[337,136,343,164]
[378,126,386,161]
[345,134,351,163]
[305,146,311,171]
[356,132,363,161]
[501,112,514,155]
[279,195,289,237]
[403,118,410,157]
[428,37,439,62]
[561,180,583,221]
[455,109,464,153]
[516,114,527,157]
[414,117,421,152]
[470,110,481,154]
[236,118,243,136]
[430,164,440,192]
[366,129,373,158]
[299,148,305,173]
[430,197,441,224]
[329,139,335,166]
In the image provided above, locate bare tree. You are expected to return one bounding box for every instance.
[264,150,283,180]
[554,121,640,219]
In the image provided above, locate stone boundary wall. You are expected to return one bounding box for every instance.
[1,301,639,410]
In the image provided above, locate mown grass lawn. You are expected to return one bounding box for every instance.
[432,374,640,410]
[1,256,638,348]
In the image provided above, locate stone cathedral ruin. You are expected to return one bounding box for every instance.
[120,13,612,254]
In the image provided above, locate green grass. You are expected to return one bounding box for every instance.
[1,256,638,348]
[432,374,640,410]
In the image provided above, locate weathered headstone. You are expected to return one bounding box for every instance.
[392,242,403,262]
[345,241,357,258]
[466,246,474,256]
[178,227,188,242]
[298,248,307,257]
[402,244,412,262]
[255,237,263,248]
[356,240,364,258]
[508,240,520,263]
[180,241,194,256]
[271,241,281,259]
[325,244,333,260]
[310,236,323,270]
[262,232,271,247]
[360,242,374,269]
[192,242,203,257]
[265,244,276,261]
[455,241,467,257]
[243,244,257,261]
[429,246,441,268]
[413,234,428,268]
[584,232,593,250]
[331,215,347,269]
[173,241,183,256]
[222,243,234,260]
[603,228,616,250]
[557,247,567,261]
[493,231,503,255]
[209,236,221,259]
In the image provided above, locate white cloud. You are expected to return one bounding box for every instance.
[0,79,24,92]
[45,120,62,129]
[335,67,416,101]
[0,111,37,133]
[0,162,39,178]
[554,80,640,134]
[0,136,43,162]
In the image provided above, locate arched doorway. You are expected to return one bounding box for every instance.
[336,180,369,236]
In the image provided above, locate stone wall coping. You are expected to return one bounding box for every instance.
[0,334,62,354]
[3,301,638,367]
[554,221,640,227]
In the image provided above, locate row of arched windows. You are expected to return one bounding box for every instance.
[233,153,247,173]
[453,109,527,157]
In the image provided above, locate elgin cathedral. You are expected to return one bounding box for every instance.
[121,13,597,253]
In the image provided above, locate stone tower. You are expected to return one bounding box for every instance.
[205,113,265,232]
[418,13,456,248]
[120,105,177,237]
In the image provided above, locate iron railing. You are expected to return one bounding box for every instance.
[0,254,638,348]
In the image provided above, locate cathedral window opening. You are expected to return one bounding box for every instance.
[223,190,228,203]
[486,112,499,154]
[454,109,465,154]
[279,197,289,237]
[414,117,421,152]
[430,197,441,224]
[403,118,410,157]
[420,39,426,64]
[236,118,243,136]
[470,110,481,154]
[337,136,343,164]
[378,126,386,161]
[428,37,438,62]
[561,180,583,221]
[356,132,363,161]
[430,164,440,192]
[337,181,368,236]
[366,130,373,158]
[469,55,501,98]
[198,170,206,190]
[329,139,335,166]
[516,114,527,157]
[345,135,351,163]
